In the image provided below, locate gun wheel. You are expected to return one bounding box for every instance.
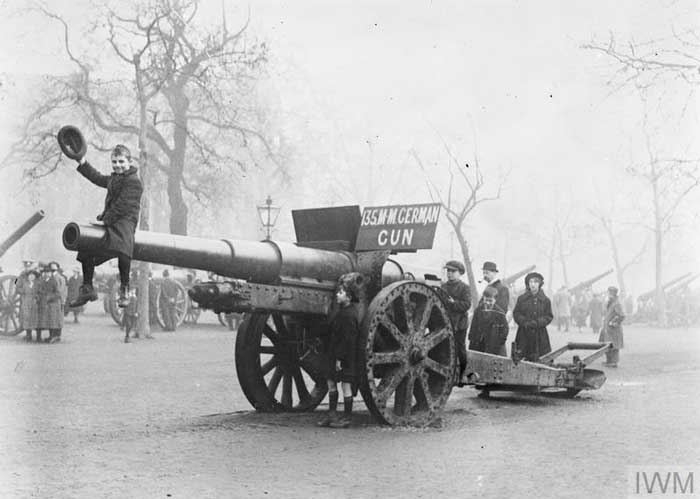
[156,281,188,330]
[360,281,456,426]
[235,312,328,412]
[0,275,21,336]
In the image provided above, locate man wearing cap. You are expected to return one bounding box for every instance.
[599,286,625,367]
[480,261,510,313]
[159,269,180,332]
[441,260,471,385]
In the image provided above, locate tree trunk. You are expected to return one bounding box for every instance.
[455,228,477,311]
[135,95,152,338]
[167,89,189,235]
[652,173,666,326]
[602,218,627,298]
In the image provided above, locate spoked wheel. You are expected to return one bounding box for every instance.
[0,275,21,336]
[156,282,188,330]
[360,281,456,426]
[107,282,123,326]
[184,303,201,324]
[235,312,328,412]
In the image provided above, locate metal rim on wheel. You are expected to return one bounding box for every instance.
[156,281,188,330]
[0,275,21,336]
[360,281,456,426]
[235,312,328,412]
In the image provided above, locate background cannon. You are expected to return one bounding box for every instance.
[63,204,457,426]
[0,210,46,336]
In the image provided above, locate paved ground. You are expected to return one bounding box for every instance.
[1,302,699,498]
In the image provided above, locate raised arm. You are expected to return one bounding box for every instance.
[76,160,110,189]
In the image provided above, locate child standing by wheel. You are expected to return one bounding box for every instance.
[122,287,139,343]
[317,275,361,429]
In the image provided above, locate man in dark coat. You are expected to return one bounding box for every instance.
[513,272,553,362]
[440,260,471,385]
[479,261,510,312]
[159,269,180,331]
[599,286,625,367]
[69,145,143,309]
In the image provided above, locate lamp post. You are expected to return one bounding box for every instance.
[256,195,280,241]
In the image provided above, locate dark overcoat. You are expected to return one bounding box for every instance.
[513,288,553,361]
[441,279,471,331]
[17,273,40,329]
[325,303,360,383]
[599,297,624,349]
[76,161,143,263]
[38,276,64,329]
[588,296,603,331]
[468,304,509,355]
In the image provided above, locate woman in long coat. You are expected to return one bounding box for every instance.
[38,266,64,343]
[17,269,40,341]
[513,272,553,362]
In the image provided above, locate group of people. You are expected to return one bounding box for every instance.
[552,286,624,334]
[16,261,83,343]
[438,260,627,381]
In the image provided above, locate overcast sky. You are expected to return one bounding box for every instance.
[1,0,698,293]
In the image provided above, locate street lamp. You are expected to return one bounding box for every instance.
[256,195,280,241]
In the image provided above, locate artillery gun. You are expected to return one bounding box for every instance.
[63,204,610,426]
[0,210,45,336]
[502,265,537,288]
[569,269,614,297]
[636,273,692,303]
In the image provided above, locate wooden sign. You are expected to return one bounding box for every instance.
[355,203,441,251]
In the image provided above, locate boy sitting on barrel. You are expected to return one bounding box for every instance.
[58,126,143,309]
[317,274,362,429]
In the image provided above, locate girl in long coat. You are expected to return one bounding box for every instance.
[513,272,553,362]
[17,269,40,341]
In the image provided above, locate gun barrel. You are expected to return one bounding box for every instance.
[570,268,614,293]
[502,265,536,286]
[62,222,355,284]
[638,272,694,301]
[0,210,46,258]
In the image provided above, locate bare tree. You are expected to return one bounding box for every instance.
[583,21,700,325]
[3,0,278,235]
[413,138,506,306]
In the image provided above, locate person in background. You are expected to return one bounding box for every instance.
[513,272,553,362]
[122,288,139,343]
[441,260,471,386]
[159,269,179,332]
[480,261,510,313]
[588,292,604,334]
[46,262,66,343]
[65,267,83,323]
[17,269,40,342]
[599,286,625,367]
[552,285,572,332]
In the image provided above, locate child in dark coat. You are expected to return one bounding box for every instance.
[468,286,509,357]
[317,278,361,429]
[69,144,143,309]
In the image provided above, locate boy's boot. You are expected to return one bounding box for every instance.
[317,391,339,427]
[70,284,98,307]
[117,285,129,308]
[330,397,353,428]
